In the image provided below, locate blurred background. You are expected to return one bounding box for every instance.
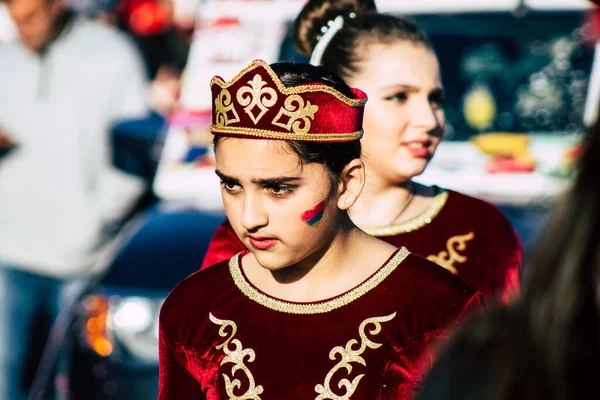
[0,0,597,398]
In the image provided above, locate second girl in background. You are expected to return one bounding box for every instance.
[201,0,522,302]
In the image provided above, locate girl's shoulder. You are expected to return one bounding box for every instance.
[159,255,241,336]
[398,252,481,297]
[441,188,511,223]
[386,251,484,319]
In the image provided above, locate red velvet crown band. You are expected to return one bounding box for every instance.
[210,60,367,142]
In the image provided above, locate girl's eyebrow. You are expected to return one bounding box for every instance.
[379,83,420,92]
[215,170,301,186]
[379,84,444,93]
[253,176,301,186]
[215,170,236,182]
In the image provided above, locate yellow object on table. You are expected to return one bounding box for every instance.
[463,85,497,131]
[471,132,530,157]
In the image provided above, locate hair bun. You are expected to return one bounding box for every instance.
[293,0,377,57]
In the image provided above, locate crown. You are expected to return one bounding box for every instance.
[210,60,367,142]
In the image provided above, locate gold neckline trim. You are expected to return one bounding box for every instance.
[229,247,410,314]
[361,189,449,237]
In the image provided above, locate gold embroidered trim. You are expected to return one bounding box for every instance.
[362,189,449,236]
[209,313,264,399]
[236,74,278,124]
[211,125,363,142]
[427,231,475,275]
[229,248,409,315]
[272,94,319,134]
[211,60,367,108]
[215,89,240,127]
[315,312,396,399]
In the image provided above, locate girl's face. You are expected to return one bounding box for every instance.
[348,41,445,185]
[215,138,342,271]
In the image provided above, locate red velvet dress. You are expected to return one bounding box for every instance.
[159,248,484,400]
[200,188,522,302]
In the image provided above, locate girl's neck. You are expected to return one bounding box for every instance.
[350,177,416,227]
[271,218,357,281]
[247,220,396,302]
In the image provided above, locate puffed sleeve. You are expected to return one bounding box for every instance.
[382,292,485,399]
[158,324,206,400]
[200,219,246,270]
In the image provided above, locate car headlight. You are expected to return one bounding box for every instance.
[80,294,163,365]
[111,297,160,362]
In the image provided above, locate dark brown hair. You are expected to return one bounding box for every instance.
[419,111,600,400]
[516,112,600,398]
[294,0,432,80]
[214,62,361,180]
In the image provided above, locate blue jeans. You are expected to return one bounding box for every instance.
[0,265,67,400]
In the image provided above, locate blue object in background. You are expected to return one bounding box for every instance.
[497,202,553,267]
[183,146,208,163]
[111,112,166,180]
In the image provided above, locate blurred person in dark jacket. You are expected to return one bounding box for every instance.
[417,104,600,400]
[0,0,149,398]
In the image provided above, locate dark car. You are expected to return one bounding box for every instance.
[67,204,225,399]
[23,114,225,400]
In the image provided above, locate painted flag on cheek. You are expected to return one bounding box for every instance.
[301,201,326,227]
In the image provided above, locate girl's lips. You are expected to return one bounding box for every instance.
[402,141,433,158]
[248,236,278,250]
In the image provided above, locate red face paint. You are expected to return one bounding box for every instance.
[301,201,326,227]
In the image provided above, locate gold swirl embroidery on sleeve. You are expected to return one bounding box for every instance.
[209,313,264,399]
[426,231,475,275]
[315,312,396,400]
[236,74,278,124]
[215,89,240,127]
[272,94,319,134]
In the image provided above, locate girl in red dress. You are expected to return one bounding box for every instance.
[159,60,483,399]
[201,0,522,303]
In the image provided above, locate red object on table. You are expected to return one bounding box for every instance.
[487,155,536,174]
[118,0,171,36]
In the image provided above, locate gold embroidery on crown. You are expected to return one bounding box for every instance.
[211,60,367,108]
[427,231,475,275]
[236,74,278,124]
[272,95,319,134]
[215,89,240,127]
[315,312,396,400]
[209,313,264,399]
[210,60,366,141]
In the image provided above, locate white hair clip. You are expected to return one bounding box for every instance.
[310,15,345,66]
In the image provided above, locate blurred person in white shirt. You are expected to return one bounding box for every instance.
[0,2,16,45]
[0,0,149,398]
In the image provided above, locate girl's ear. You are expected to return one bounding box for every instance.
[336,159,365,210]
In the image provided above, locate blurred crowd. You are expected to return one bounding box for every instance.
[0,1,194,399]
[1,0,197,114]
